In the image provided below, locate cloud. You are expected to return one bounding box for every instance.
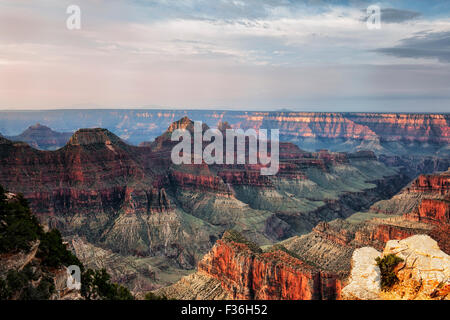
[0,0,449,111]
[375,31,450,62]
[130,0,377,22]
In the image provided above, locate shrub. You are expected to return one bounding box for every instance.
[375,254,404,291]
[0,186,131,301]
[0,266,54,300]
[81,268,133,300]
[0,187,42,253]
[37,229,81,268]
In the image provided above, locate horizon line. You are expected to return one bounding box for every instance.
[0,108,449,115]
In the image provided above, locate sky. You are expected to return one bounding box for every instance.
[0,0,449,112]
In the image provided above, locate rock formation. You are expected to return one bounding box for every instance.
[156,231,341,300]
[341,247,382,300]
[5,123,73,150]
[342,235,449,300]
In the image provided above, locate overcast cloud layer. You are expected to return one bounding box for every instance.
[0,0,449,112]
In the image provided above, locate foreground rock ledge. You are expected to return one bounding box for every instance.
[342,235,450,300]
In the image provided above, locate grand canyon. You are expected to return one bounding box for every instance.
[0,110,449,300]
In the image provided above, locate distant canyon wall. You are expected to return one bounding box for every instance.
[0,111,448,155]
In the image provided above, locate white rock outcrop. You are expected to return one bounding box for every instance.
[341,247,382,300]
[342,235,450,300]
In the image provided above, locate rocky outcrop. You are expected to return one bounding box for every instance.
[68,236,182,293]
[342,235,450,300]
[346,113,449,144]
[280,218,425,281]
[341,247,382,300]
[400,171,450,251]
[192,231,341,300]
[67,128,124,146]
[406,172,450,194]
[383,235,450,299]
[170,170,230,193]
[406,199,449,225]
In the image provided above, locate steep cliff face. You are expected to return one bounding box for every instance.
[358,223,420,247]
[239,112,378,140]
[400,172,450,252]
[163,231,341,300]
[406,173,450,194]
[406,199,449,225]
[368,170,449,217]
[346,113,449,144]
[390,171,450,232]
[170,170,230,193]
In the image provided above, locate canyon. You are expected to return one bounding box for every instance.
[0,117,416,294]
[0,112,448,298]
[157,169,449,299]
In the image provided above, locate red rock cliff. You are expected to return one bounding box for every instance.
[406,199,449,225]
[198,231,341,300]
[406,173,450,194]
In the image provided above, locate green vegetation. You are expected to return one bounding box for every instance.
[81,268,134,300]
[0,265,55,300]
[37,229,81,268]
[0,186,42,253]
[375,254,404,291]
[223,230,262,253]
[0,186,134,300]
